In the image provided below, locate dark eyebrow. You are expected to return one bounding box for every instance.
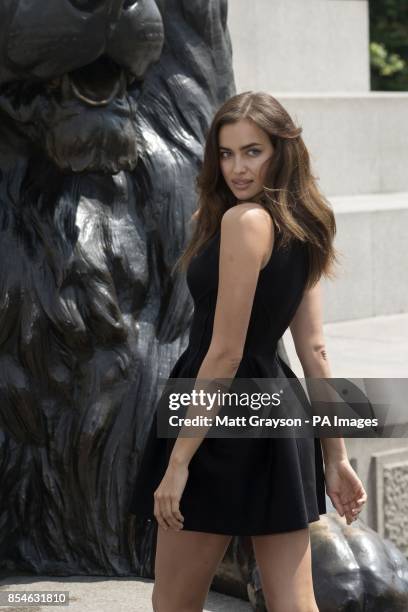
[219,142,263,151]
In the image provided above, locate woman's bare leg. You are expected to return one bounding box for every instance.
[152,525,232,612]
[251,526,319,612]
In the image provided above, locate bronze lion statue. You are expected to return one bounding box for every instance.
[0,0,234,576]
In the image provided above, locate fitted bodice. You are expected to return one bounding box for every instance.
[184,228,309,374]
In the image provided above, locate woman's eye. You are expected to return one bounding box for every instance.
[219,149,261,159]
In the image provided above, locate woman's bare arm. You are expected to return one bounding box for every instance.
[289,281,348,464]
[169,203,274,466]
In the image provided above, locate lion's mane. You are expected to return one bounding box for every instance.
[0,0,234,576]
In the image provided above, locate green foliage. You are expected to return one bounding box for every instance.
[370,42,405,76]
[369,0,408,91]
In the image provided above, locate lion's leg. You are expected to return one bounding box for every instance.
[152,525,232,612]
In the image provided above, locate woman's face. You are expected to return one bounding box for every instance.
[218,118,274,202]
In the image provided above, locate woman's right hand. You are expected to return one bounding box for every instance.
[153,462,188,531]
[324,458,367,525]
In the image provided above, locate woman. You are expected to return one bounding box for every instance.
[129,91,367,612]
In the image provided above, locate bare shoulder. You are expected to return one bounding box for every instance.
[221,202,274,237]
[219,202,274,268]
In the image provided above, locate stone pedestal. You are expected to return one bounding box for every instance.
[227,0,408,322]
[228,0,370,93]
[228,0,408,556]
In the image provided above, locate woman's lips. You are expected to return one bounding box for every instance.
[232,180,253,189]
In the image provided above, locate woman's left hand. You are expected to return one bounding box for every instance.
[324,458,367,525]
[153,461,188,531]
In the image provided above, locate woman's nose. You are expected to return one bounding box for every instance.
[232,156,248,174]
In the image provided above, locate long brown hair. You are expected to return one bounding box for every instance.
[175,91,338,288]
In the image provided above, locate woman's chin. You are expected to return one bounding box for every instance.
[227,182,265,202]
[231,188,258,201]
[235,191,259,202]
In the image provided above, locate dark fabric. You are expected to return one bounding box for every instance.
[129,228,327,535]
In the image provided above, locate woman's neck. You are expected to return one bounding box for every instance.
[234,189,265,205]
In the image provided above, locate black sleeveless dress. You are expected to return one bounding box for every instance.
[129,227,327,536]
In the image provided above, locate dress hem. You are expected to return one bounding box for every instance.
[130,512,325,537]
